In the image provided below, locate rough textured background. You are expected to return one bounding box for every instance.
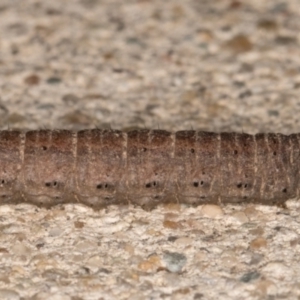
[1,0,300,299]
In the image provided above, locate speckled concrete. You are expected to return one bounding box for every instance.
[1,0,300,299]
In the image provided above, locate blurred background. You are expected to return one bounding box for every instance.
[1,0,300,133]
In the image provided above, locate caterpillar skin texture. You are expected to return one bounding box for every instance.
[0,129,298,209]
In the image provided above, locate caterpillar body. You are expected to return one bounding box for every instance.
[0,129,298,209]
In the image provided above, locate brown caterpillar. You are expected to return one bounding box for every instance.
[0,129,298,209]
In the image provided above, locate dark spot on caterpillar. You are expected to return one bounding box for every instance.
[96,184,102,189]
[282,188,287,193]
[200,181,204,185]
[237,183,243,188]
[146,181,158,188]
[234,150,238,155]
[1,179,5,184]
[244,184,248,188]
[193,181,199,187]
[200,196,206,199]
[104,183,108,188]
[142,147,147,152]
[191,148,195,153]
[42,146,47,151]
[45,181,58,187]
[273,151,277,156]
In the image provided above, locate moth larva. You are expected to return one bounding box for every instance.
[0,129,298,209]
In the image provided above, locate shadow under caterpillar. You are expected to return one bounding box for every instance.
[0,129,298,209]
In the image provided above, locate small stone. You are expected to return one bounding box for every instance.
[35,256,59,271]
[229,0,242,9]
[244,206,262,220]
[232,211,248,223]
[146,229,162,236]
[0,275,10,284]
[290,238,300,247]
[197,29,214,43]
[48,227,63,237]
[249,237,267,249]
[275,35,297,45]
[168,236,178,242]
[101,215,120,224]
[31,292,71,300]
[60,111,97,127]
[86,255,104,268]
[200,204,223,219]
[257,19,278,31]
[163,252,187,273]
[2,224,22,234]
[75,240,98,252]
[163,220,182,229]
[123,243,135,255]
[163,272,181,286]
[255,279,277,296]
[0,289,20,300]
[7,113,26,124]
[24,74,40,85]
[74,221,85,229]
[174,287,190,295]
[138,255,161,272]
[138,261,155,272]
[186,219,205,232]
[221,250,239,267]
[11,242,31,256]
[240,271,260,283]
[46,77,62,84]
[194,251,207,262]
[164,203,181,211]
[224,34,253,53]
[62,94,80,105]
[122,270,140,282]
[174,237,193,246]
[76,266,91,276]
[262,261,293,279]
[164,212,179,220]
[249,253,264,265]
[42,268,68,280]
[249,227,264,236]
[84,93,106,100]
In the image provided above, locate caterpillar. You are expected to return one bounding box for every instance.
[0,129,298,209]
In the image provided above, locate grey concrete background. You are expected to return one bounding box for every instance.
[1,0,300,299]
